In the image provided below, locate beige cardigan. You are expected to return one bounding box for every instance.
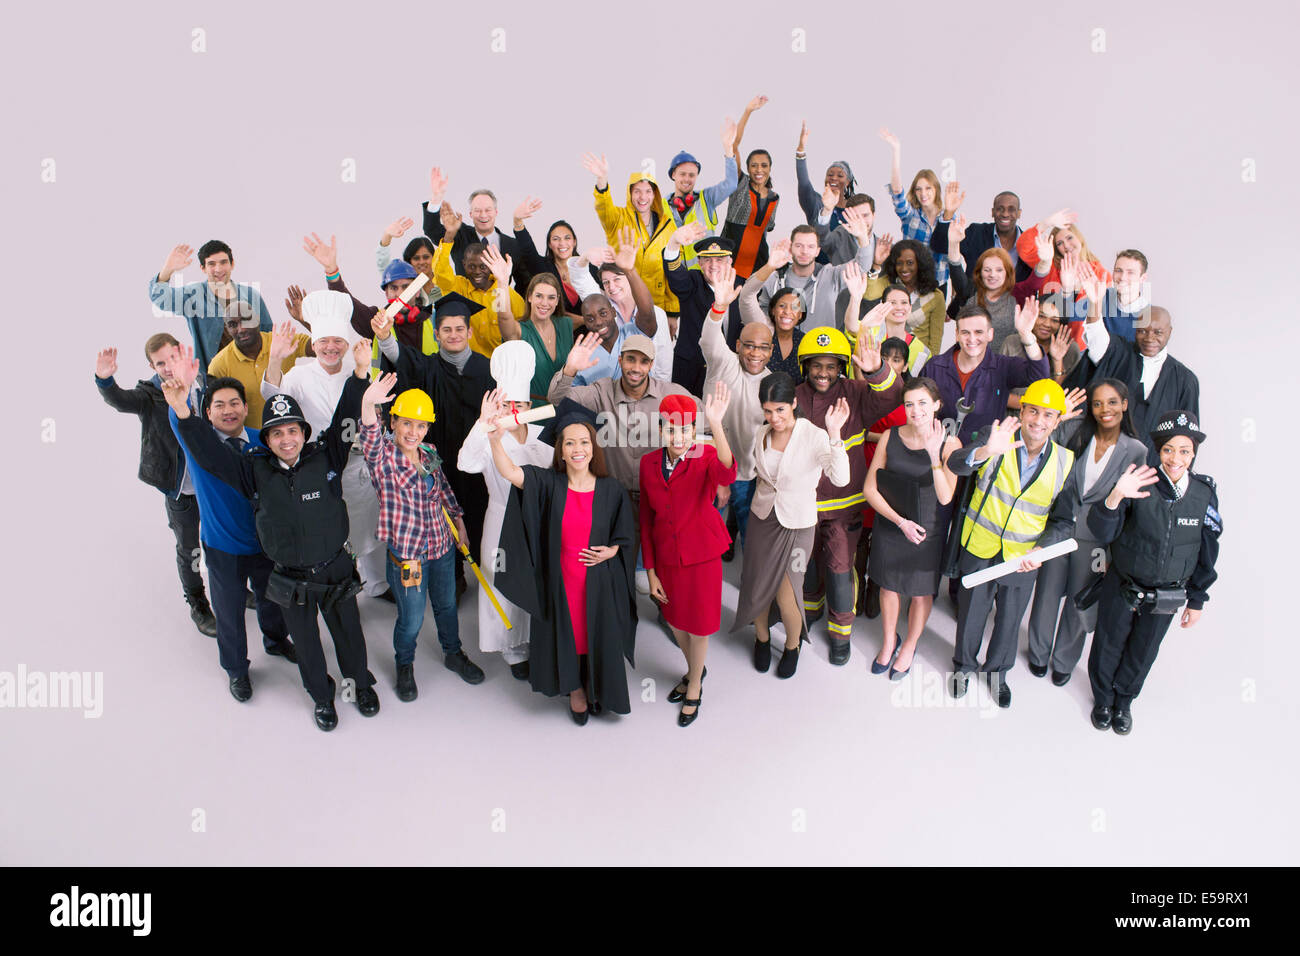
[750,418,850,530]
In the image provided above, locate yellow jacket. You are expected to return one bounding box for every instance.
[594,172,679,313]
[432,241,525,358]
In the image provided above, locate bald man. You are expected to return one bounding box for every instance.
[1082,303,1200,463]
[701,294,773,558]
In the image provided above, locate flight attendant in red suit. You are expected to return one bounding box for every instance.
[639,384,737,727]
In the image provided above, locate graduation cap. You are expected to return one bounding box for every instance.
[694,236,735,258]
[538,398,602,448]
[432,290,487,322]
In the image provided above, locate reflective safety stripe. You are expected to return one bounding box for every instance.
[961,442,1075,560]
[843,429,866,451]
[803,596,825,612]
[986,483,1051,516]
[817,492,867,511]
[828,621,853,635]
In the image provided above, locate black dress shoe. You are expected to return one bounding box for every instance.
[1028,661,1049,678]
[1111,708,1133,735]
[229,675,252,702]
[1090,705,1112,730]
[949,671,970,698]
[185,591,218,637]
[374,588,397,604]
[828,637,850,666]
[1051,669,1071,687]
[986,672,1012,708]
[314,700,338,732]
[395,664,418,702]
[753,638,771,673]
[668,667,706,703]
[721,541,736,563]
[589,700,603,716]
[863,580,881,619]
[444,650,485,685]
[776,644,800,679]
[509,660,530,681]
[678,683,704,727]
[569,702,589,725]
[266,638,298,663]
[356,685,380,717]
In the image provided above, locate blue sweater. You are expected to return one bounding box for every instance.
[169,409,263,555]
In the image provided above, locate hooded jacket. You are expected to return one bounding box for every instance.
[595,172,679,313]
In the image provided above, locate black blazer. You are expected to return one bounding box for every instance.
[421,202,532,290]
[930,220,1033,283]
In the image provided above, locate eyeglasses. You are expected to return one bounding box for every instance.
[223,316,260,330]
[739,342,773,352]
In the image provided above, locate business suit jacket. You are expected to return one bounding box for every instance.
[930,220,1033,283]
[421,203,532,290]
[638,444,737,570]
[750,418,850,530]
[1060,433,1148,543]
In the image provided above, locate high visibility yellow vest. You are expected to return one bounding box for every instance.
[961,439,1074,560]
[671,192,718,269]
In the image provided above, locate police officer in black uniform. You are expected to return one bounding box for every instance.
[1085,409,1221,736]
[165,342,380,732]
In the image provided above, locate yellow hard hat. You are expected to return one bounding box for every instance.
[1021,378,1067,414]
[797,326,851,364]
[390,388,436,423]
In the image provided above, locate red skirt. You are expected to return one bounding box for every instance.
[655,556,723,636]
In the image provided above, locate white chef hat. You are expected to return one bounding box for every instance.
[301,290,358,346]
[490,340,536,403]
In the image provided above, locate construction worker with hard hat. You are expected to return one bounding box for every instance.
[945,377,1083,708]
[792,324,902,669]
[358,372,486,704]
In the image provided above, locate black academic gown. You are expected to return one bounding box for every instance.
[391,342,495,562]
[496,467,638,713]
[1083,341,1200,461]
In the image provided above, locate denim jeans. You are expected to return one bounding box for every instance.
[716,478,756,546]
[385,547,460,665]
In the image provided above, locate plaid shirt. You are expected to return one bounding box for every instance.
[360,420,462,561]
[889,186,949,286]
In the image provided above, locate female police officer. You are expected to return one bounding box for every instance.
[1085,409,1222,736]
[165,340,380,732]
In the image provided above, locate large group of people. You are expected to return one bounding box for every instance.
[100,98,1221,736]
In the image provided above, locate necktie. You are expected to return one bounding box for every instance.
[227,436,245,453]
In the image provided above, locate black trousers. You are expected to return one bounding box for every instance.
[952,551,1037,675]
[164,493,205,595]
[279,552,374,705]
[1088,572,1178,709]
[205,546,288,678]
[671,355,707,398]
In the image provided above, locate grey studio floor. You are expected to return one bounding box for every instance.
[3,484,1294,866]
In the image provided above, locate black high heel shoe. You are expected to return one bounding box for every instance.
[569,698,589,725]
[678,684,704,727]
[668,666,707,703]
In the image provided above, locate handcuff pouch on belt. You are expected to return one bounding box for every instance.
[1120,580,1187,615]
[266,566,363,610]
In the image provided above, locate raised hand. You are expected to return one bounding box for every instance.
[796,120,809,153]
[362,371,399,409]
[982,417,1025,459]
[843,204,871,241]
[513,196,543,223]
[720,116,738,151]
[943,180,966,217]
[746,94,768,112]
[585,245,615,268]
[824,396,851,437]
[843,260,867,301]
[821,182,840,213]
[948,214,969,246]
[878,127,901,152]
[479,388,507,427]
[671,221,707,248]
[1060,386,1087,423]
[873,233,894,267]
[1059,251,1080,292]
[1078,267,1105,305]
[353,337,372,374]
[303,232,339,274]
[1034,225,1055,263]
[1013,295,1040,340]
[429,166,449,207]
[921,419,946,460]
[481,245,513,288]
[767,237,792,270]
[161,243,194,277]
[704,380,732,425]
[861,301,892,330]
[563,332,603,376]
[1048,324,1073,363]
[95,347,118,379]
[384,215,414,240]
[852,331,883,375]
[1111,463,1160,500]
[1044,208,1077,231]
[438,202,463,237]
[370,309,393,341]
[614,225,638,271]
[268,320,299,361]
[284,284,306,322]
[581,151,609,189]
[173,345,201,390]
[708,263,740,308]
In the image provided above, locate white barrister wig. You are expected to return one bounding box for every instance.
[301,290,359,345]
[489,340,536,403]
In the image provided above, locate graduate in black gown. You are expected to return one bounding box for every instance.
[378,292,496,592]
[488,398,638,722]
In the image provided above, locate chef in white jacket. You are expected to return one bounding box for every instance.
[457,341,553,680]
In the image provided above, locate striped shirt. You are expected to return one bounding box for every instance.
[360,420,462,561]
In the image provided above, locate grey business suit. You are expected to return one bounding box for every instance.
[1027,433,1147,674]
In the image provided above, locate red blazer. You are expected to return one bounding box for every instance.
[638,444,737,570]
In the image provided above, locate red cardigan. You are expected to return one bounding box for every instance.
[638,444,738,570]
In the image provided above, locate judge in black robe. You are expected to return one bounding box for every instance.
[1078,307,1199,463]
[386,293,495,574]
[494,403,638,714]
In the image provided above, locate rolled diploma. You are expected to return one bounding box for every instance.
[483,403,557,433]
[961,538,1078,589]
[381,273,429,319]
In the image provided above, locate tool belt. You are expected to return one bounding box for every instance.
[1119,576,1186,615]
[266,550,362,610]
[388,552,423,589]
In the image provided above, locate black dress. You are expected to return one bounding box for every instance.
[868,428,948,597]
